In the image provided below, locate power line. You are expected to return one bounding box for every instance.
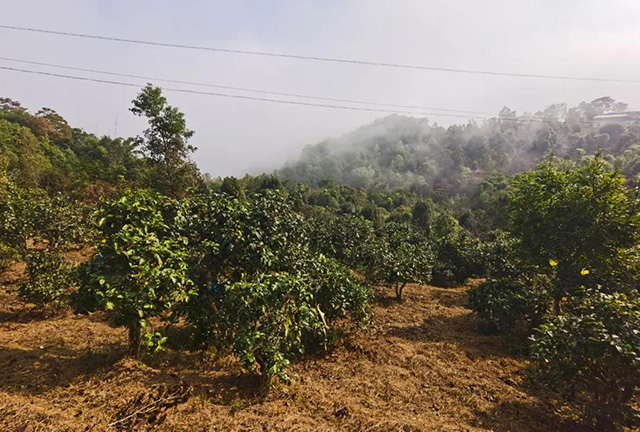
[1,24,639,84]
[0,65,588,125]
[0,56,492,115]
[0,65,492,119]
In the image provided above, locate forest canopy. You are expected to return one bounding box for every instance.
[279,97,640,200]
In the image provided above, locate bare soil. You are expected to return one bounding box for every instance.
[1,263,585,431]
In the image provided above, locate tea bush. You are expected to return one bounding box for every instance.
[531,289,640,430]
[19,250,76,308]
[75,189,195,357]
[369,222,434,301]
[468,278,550,334]
[219,272,329,385]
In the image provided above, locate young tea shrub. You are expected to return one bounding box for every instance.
[75,189,195,357]
[430,214,479,286]
[19,250,75,308]
[530,290,640,431]
[187,251,370,384]
[298,254,371,325]
[0,182,96,258]
[0,184,50,257]
[0,241,18,272]
[509,158,640,313]
[370,222,434,301]
[219,272,329,385]
[38,195,97,249]
[468,278,550,334]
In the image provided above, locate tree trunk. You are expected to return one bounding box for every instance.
[256,356,272,390]
[128,323,142,358]
[19,239,28,260]
[553,297,561,315]
[395,282,407,302]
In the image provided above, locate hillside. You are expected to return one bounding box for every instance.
[2,88,638,431]
[279,97,640,198]
[0,262,578,431]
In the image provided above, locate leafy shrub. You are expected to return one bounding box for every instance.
[185,238,370,383]
[308,214,375,271]
[0,241,18,272]
[430,214,479,286]
[219,272,329,385]
[0,181,96,309]
[240,189,309,273]
[0,182,95,256]
[0,184,49,256]
[369,222,434,301]
[184,189,312,339]
[476,231,521,279]
[468,278,550,334]
[37,195,97,248]
[187,189,308,283]
[75,189,195,357]
[19,250,75,308]
[530,290,640,430]
[183,190,372,382]
[298,255,371,324]
[509,158,640,312]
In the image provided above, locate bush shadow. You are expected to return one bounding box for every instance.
[0,343,126,394]
[471,399,586,432]
[0,308,60,324]
[387,313,518,360]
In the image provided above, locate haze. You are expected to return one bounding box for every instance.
[1,0,640,177]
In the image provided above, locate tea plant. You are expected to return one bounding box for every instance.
[75,189,195,357]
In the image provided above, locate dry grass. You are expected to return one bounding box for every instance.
[1,263,584,431]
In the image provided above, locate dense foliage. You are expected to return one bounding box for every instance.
[69,184,371,381]
[2,89,639,423]
[280,97,640,206]
[19,250,76,308]
[468,278,549,334]
[218,263,369,384]
[468,157,640,429]
[75,189,195,356]
[0,179,93,307]
[0,98,143,198]
[531,289,640,430]
[508,157,640,312]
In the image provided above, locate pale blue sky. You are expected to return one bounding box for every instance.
[2,1,640,176]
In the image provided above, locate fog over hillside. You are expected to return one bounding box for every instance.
[3,1,640,177]
[279,97,640,196]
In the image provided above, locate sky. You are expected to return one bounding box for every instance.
[1,0,640,177]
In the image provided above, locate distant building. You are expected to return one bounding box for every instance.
[592,111,640,128]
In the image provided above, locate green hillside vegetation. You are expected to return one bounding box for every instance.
[1,88,638,430]
[279,97,640,211]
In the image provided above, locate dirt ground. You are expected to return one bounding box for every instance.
[1,262,586,432]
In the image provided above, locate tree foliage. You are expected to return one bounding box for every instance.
[468,278,550,334]
[531,289,640,430]
[508,157,640,312]
[131,84,200,197]
[280,98,640,210]
[75,189,195,356]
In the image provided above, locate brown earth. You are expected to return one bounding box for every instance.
[0,263,585,432]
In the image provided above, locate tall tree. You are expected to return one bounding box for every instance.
[131,84,200,197]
